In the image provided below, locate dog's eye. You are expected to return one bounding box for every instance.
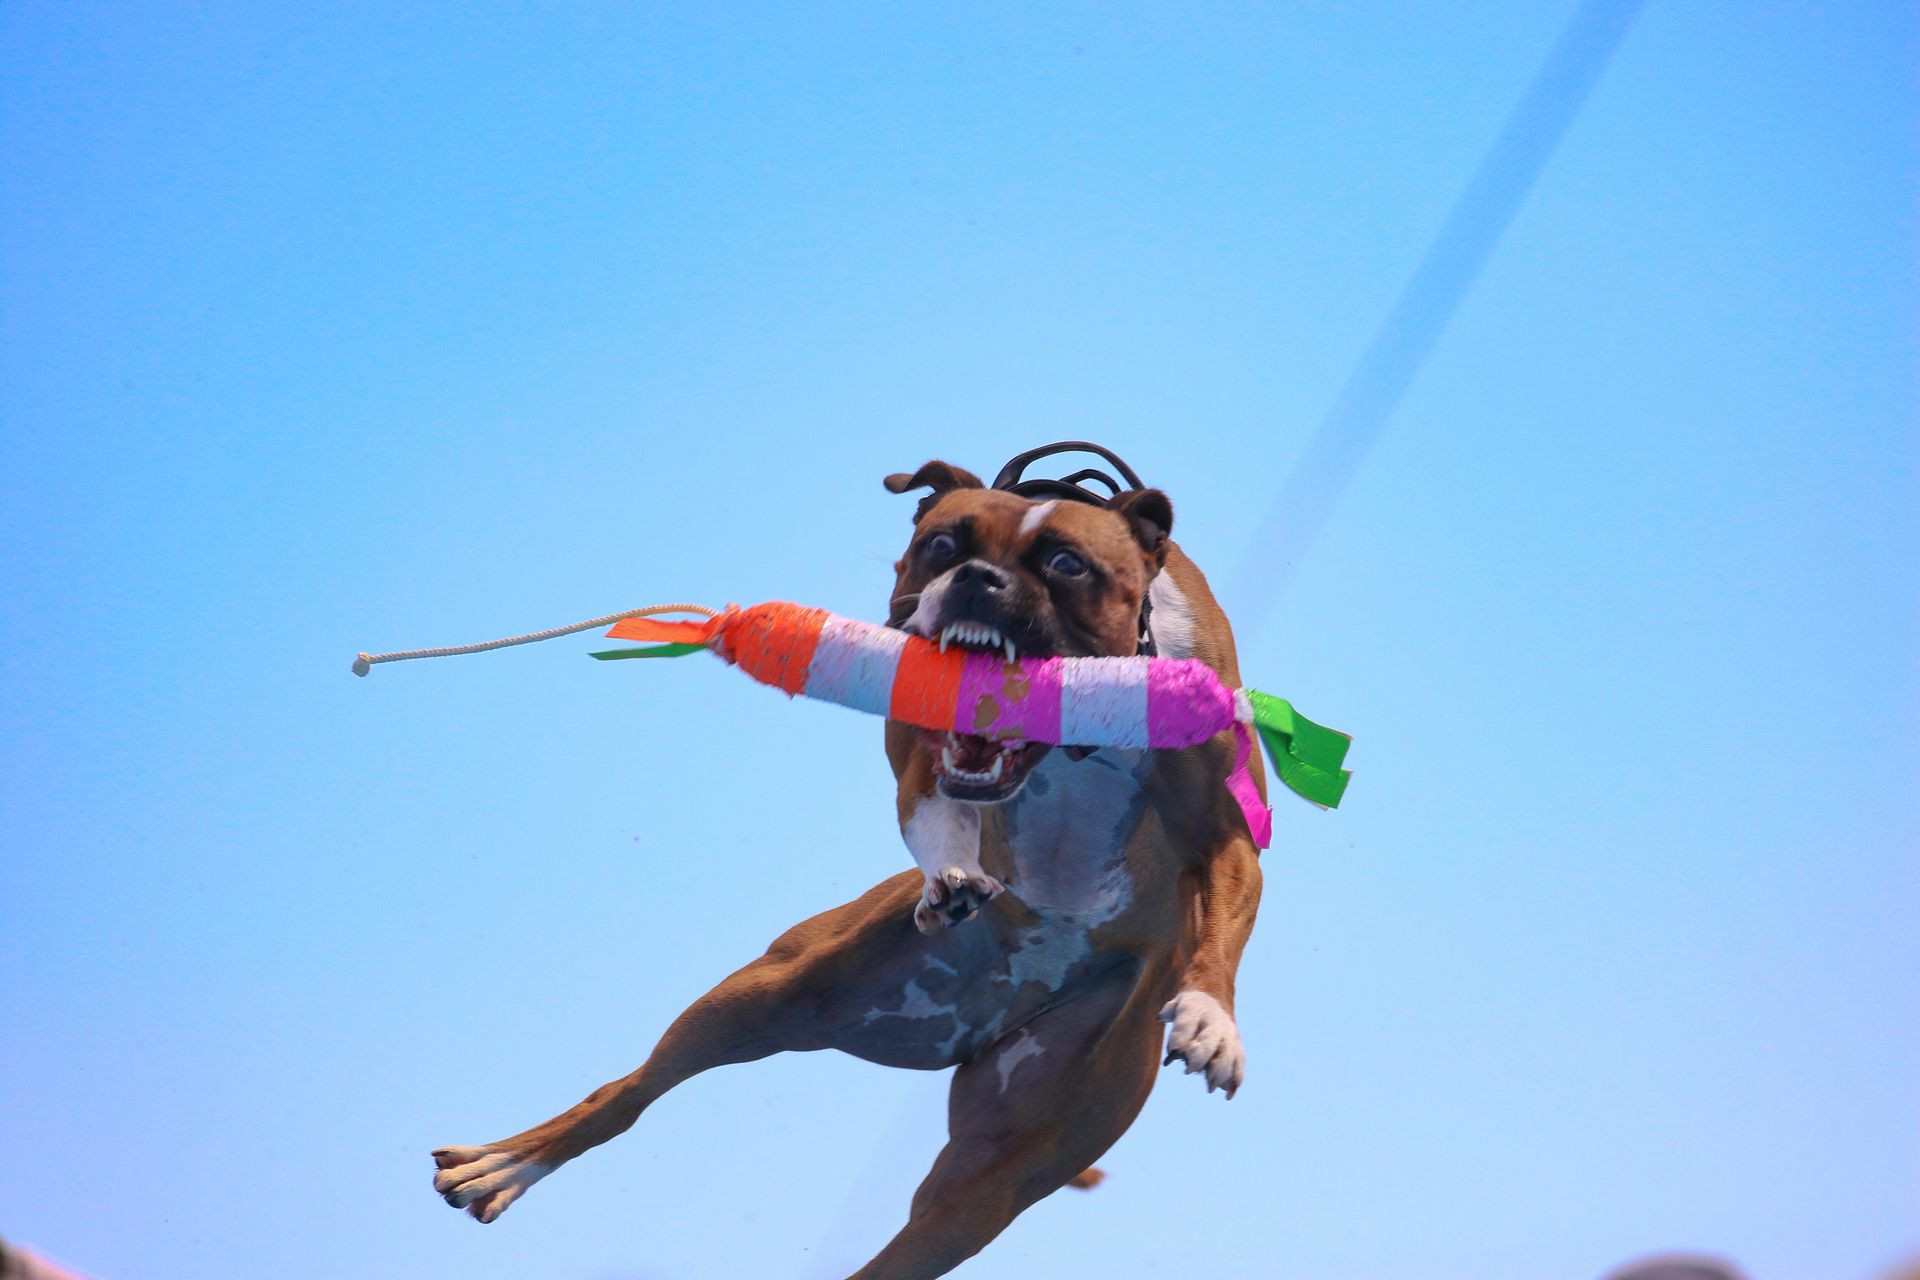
[1047,548,1088,577]
[925,532,958,562]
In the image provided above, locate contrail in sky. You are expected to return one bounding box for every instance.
[1230,0,1646,628]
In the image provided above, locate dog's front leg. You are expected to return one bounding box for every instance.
[898,785,1003,934]
[886,725,1002,933]
[1160,831,1262,1098]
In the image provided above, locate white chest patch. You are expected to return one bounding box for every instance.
[992,749,1150,998]
[902,793,983,881]
[1002,750,1147,917]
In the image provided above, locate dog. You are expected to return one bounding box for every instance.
[432,447,1268,1279]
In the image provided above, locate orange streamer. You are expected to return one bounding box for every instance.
[605,615,722,645]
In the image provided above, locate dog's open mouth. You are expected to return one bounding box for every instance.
[922,728,1049,802]
[913,616,1055,800]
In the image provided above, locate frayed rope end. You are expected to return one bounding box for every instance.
[349,602,720,680]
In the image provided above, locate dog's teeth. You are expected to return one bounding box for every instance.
[987,754,1005,782]
[936,621,1023,659]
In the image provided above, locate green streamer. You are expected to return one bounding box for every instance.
[1247,689,1352,809]
[588,643,706,661]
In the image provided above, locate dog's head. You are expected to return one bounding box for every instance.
[884,459,1173,802]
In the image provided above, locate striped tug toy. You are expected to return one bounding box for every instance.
[356,600,1350,848]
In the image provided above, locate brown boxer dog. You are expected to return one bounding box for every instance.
[432,449,1267,1280]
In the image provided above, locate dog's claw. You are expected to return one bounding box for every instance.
[914,866,1004,934]
[1158,991,1245,1098]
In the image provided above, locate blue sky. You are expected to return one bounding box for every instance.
[2,4,1913,1279]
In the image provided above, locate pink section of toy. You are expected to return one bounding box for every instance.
[954,652,1064,742]
[1146,659,1239,748]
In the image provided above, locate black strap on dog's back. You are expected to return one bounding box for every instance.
[990,441,1158,656]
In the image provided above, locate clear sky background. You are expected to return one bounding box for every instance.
[2,4,1914,1279]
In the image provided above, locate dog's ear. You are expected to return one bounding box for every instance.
[1108,488,1174,569]
[884,460,984,522]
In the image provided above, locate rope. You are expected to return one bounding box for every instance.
[352,603,719,676]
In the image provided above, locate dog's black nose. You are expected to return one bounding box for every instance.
[951,560,1009,593]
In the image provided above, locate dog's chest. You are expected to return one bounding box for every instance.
[993,749,1150,920]
[991,581,1194,924]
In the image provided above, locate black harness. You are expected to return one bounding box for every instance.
[991,441,1157,657]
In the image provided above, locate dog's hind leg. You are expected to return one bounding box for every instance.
[844,962,1170,1280]
[434,871,932,1223]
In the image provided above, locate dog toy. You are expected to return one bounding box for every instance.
[354,600,1349,847]
[601,601,1348,846]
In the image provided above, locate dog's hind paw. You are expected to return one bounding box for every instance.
[1158,991,1245,1098]
[913,866,1005,934]
[432,1143,551,1223]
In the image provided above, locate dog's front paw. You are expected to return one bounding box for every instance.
[913,866,1005,934]
[432,1143,551,1223]
[1158,991,1245,1098]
